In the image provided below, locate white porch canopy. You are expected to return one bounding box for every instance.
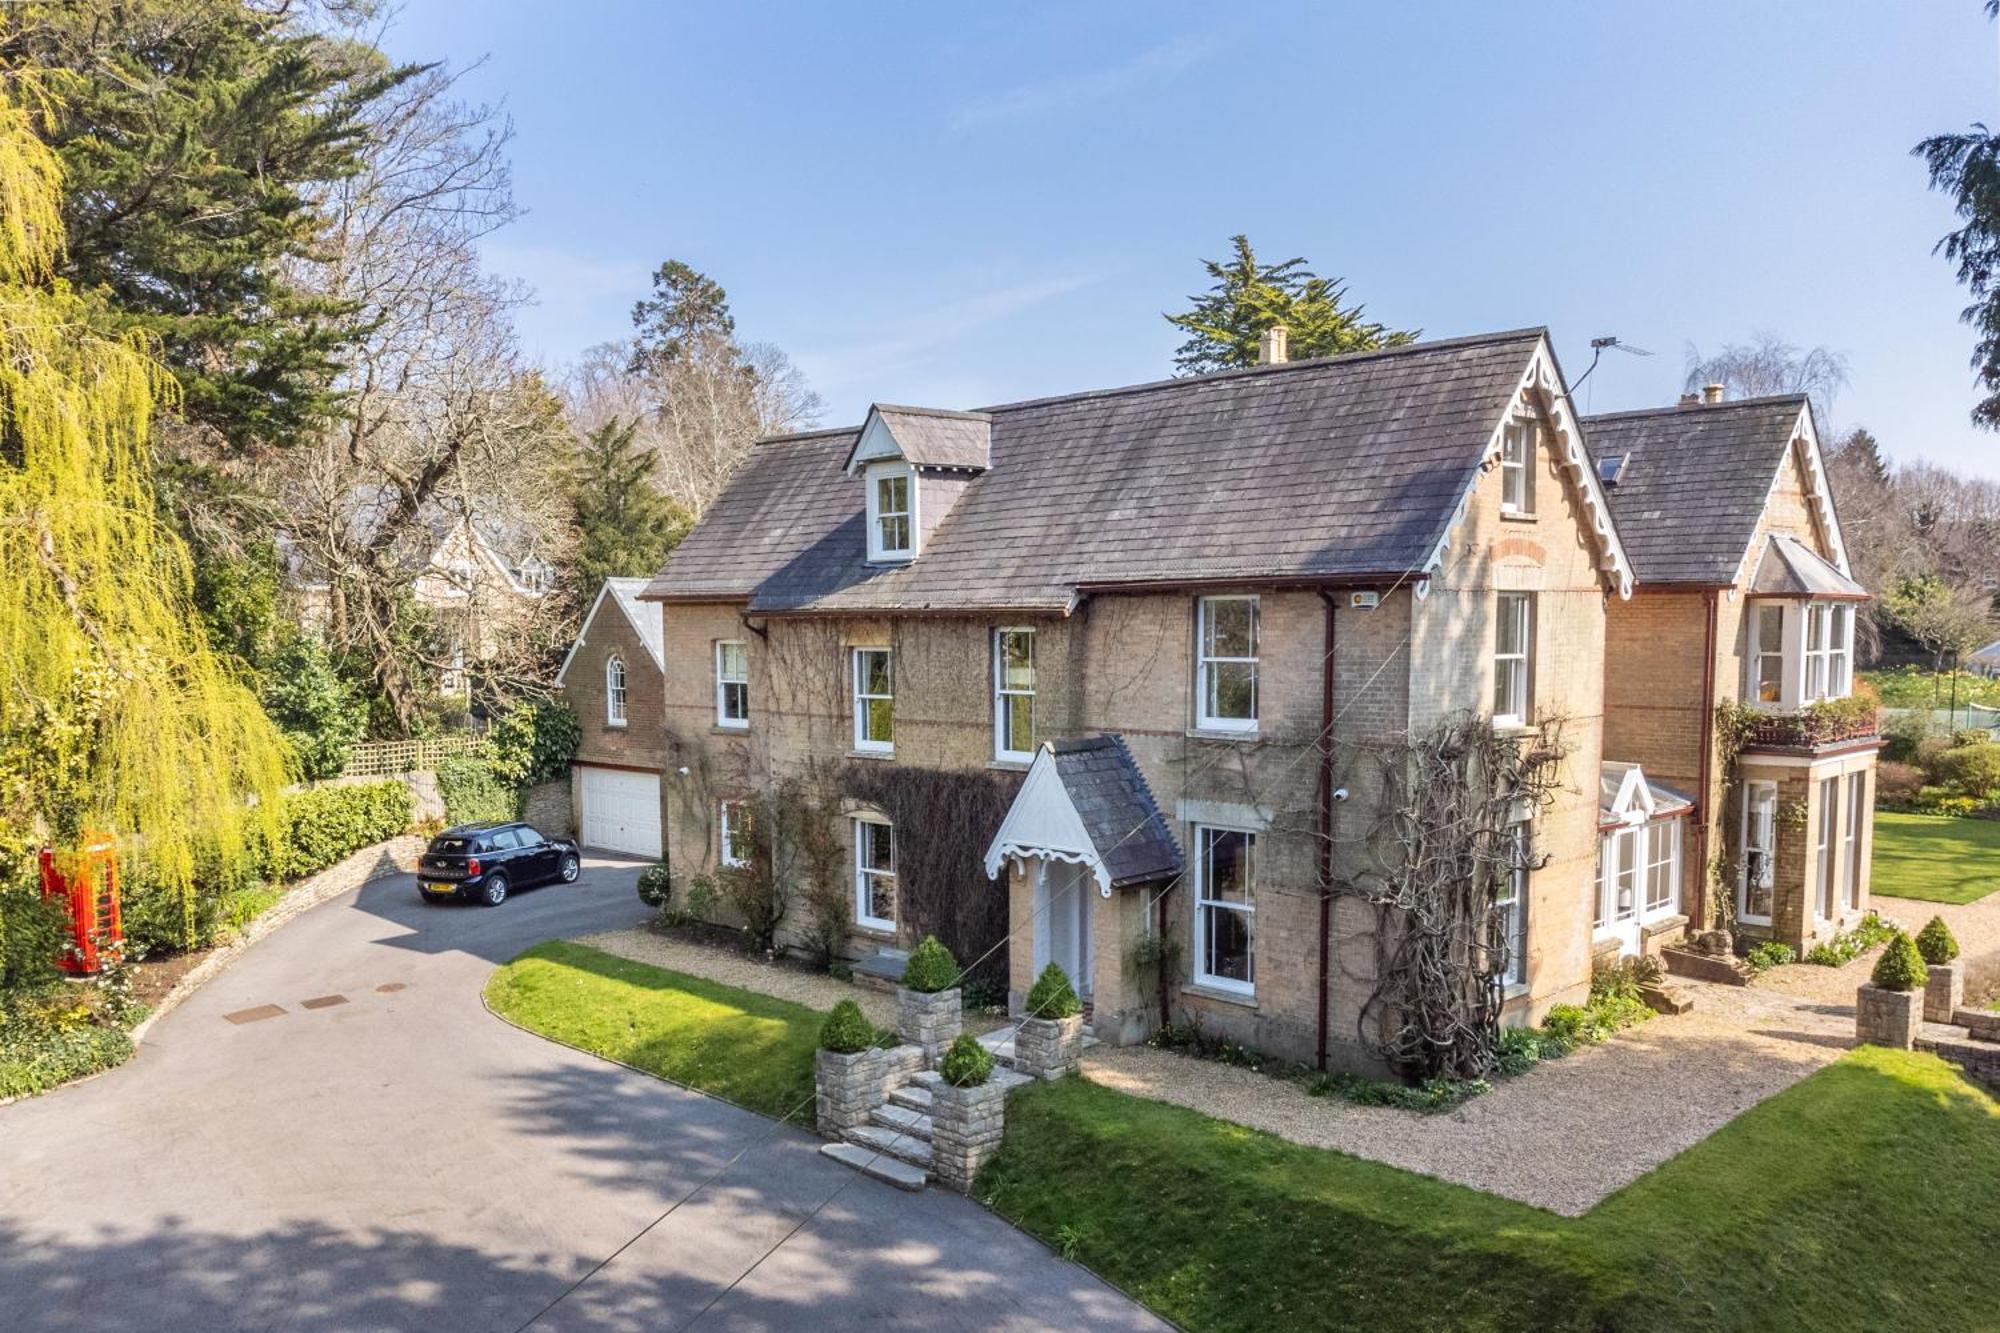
[983,744,1114,894]
[982,736,1182,896]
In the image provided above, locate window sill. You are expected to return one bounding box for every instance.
[1500,981,1531,1005]
[1186,726,1260,744]
[714,720,750,733]
[989,757,1033,772]
[710,726,752,739]
[1499,510,1538,523]
[1641,912,1689,937]
[847,749,894,762]
[1182,982,1257,1010]
[605,720,629,730]
[854,920,898,938]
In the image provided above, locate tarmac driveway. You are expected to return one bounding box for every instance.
[0,857,1162,1332]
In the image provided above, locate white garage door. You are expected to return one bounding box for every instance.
[578,766,662,858]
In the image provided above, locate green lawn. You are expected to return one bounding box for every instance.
[484,941,828,1122]
[978,1047,2000,1333]
[1872,810,2000,903]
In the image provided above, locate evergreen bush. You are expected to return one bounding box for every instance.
[1871,931,1928,992]
[435,756,515,825]
[901,935,959,993]
[1026,962,1082,1019]
[1916,915,1961,966]
[636,862,671,908]
[268,781,414,881]
[818,999,876,1054]
[940,1032,993,1087]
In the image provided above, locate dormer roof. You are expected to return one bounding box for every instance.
[1600,762,1694,826]
[843,404,993,475]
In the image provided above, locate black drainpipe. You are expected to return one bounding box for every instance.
[1316,590,1338,1071]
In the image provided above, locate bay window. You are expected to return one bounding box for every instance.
[1194,825,1255,994]
[1597,816,1683,933]
[1751,604,1785,705]
[1738,780,1777,924]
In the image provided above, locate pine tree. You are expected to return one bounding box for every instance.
[1917,2,2000,429]
[1165,234,1418,375]
[571,417,691,598]
[1,1,416,450]
[0,82,289,937]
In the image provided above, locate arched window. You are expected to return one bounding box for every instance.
[606,655,628,725]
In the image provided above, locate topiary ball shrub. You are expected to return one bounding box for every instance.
[636,862,671,908]
[940,1032,993,1087]
[1916,915,1961,967]
[900,934,959,994]
[1871,931,1928,992]
[819,999,877,1054]
[1025,962,1081,1020]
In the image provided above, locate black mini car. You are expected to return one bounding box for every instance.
[418,821,581,906]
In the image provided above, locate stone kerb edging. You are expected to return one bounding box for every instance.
[127,833,424,1047]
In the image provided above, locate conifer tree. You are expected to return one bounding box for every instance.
[570,416,691,598]
[1165,234,1417,375]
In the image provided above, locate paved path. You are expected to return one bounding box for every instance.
[0,858,1161,1332]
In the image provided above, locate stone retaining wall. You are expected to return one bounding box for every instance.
[930,1078,1007,1193]
[896,987,960,1062]
[521,779,572,836]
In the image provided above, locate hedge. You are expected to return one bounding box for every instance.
[436,756,516,826]
[270,781,415,881]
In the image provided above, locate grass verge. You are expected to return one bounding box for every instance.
[977,1047,2000,1332]
[1872,810,2000,903]
[484,940,827,1121]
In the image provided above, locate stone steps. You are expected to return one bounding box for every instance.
[818,1141,926,1191]
[869,1102,934,1141]
[844,1123,933,1170]
[888,1084,932,1112]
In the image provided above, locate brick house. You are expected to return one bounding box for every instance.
[1586,392,1877,958]
[557,578,667,856]
[556,329,1875,1074]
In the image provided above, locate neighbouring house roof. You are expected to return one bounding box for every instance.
[1749,534,1869,601]
[983,735,1182,892]
[556,577,664,684]
[281,485,555,598]
[1970,638,2000,668]
[843,404,993,473]
[1583,395,1846,588]
[647,328,1631,613]
[1599,761,1695,825]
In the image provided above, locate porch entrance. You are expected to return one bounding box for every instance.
[1033,859,1094,1001]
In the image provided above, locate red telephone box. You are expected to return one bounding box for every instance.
[38,836,123,975]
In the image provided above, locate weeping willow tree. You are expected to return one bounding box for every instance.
[0,80,290,942]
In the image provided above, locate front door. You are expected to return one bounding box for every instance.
[1034,859,1094,1000]
[1598,826,1643,957]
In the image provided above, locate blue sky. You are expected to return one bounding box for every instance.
[386,2,1999,474]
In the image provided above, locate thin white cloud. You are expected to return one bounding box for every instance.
[953,33,1211,131]
[796,274,1095,397]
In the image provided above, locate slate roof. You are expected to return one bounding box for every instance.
[645,330,1559,613]
[1749,534,1868,600]
[1582,396,1810,587]
[848,405,993,472]
[605,577,666,667]
[1048,736,1182,888]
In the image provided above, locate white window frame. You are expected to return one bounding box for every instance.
[1493,592,1533,727]
[1194,596,1259,733]
[852,813,896,931]
[1750,603,1786,706]
[865,462,917,563]
[605,654,628,727]
[993,627,1036,763]
[1738,780,1777,925]
[1495,820,1529,989]
[1803,603,1829,703]
[1827,604,1853,700]
[1500,418,1536,515]
[1815,775,1839,920]
[852,647,894,754]
[1192,823,1256,995]
[1843,771,1864,911]
[715,640,749,730]
[719,799,751,868]
[1596,816,1682,935]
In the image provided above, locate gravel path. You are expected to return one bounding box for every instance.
[1085,891,2000,1217]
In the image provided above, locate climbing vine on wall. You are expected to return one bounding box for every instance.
[842,763,1020,987]
[1339,712,1569,1083]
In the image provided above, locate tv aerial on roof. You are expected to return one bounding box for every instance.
[1571,335,1654,397]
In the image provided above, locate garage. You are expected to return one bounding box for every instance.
[577,765,662,858]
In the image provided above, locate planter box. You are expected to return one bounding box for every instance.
[814,1047,882,1136]
[930,1077,1007,1193]
[1855,983,1922,1050]
[896,986,961,1061]
[1015,1013,1085,1081]
[1925,961,1965,1025]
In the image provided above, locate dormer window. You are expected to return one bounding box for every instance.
[867,463,916,562]
[1500,418,1536,515]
